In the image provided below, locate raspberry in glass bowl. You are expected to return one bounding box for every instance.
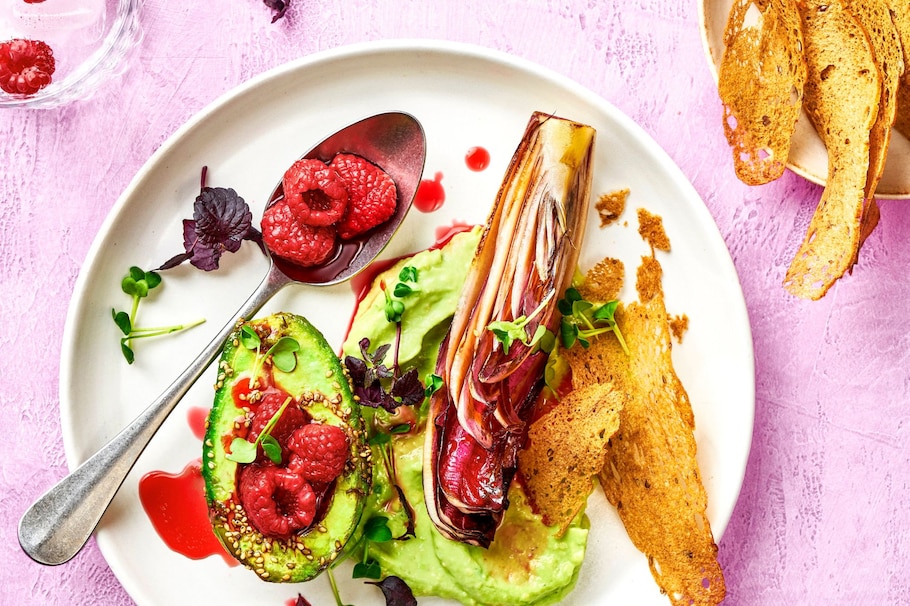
[0,0,141,108]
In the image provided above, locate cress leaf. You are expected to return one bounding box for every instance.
[261,435,282,464]
[364,516,394,543]
[120,341,135,364]
[240,325,261,350]
[367,576,418,606]
[144,271,162,290]
[226,437,257,464]
[268,336,300,373]
[560,318,578,348]
[129,266,145,282]
[353,559,382,580]
[112,309,131,335]
[393,283,415,298]
[121,276,139,297]
[593,299,620,322]
[398,266,418,283]
[424,373,443,397]
[369,432,391,447]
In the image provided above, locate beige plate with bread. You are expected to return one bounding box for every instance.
[699,0,910,198]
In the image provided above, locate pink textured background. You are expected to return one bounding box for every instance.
[3,0,910,603]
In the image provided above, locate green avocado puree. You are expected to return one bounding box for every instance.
[340,228,589,606]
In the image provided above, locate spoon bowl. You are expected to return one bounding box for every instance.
[18,111,426,566]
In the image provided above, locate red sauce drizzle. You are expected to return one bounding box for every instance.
[187,406,209,441]
[138,460,236,565]
[414,172,445,213]
[465,146,490,171]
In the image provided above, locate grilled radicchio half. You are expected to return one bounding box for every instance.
[423,112,596,547]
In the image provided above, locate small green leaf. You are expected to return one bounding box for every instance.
[269,337,300,372]
[133,280,149,299]
[112,309,132,335]
[593,299,619,322]
[399,266,418,283]
[369,432,391,447]
[120,340,135,364]
[240,325,261,350]
[390,424,410,434]
[261,435,282,464]
[364,516,393,543]
[353,559,383,580]
[560,318,578,348]
[538,329,556,354]
[129,266,145,281]
[571,299,593,318]
[424,373,443,397]
[393,282,415,298]
[226,438,257,464]
[121,276,139,296]
[385,298,405,323]
[144,271,162,290]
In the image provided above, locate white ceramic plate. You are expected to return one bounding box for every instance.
[699,0,910,198]
[60,40,755,606]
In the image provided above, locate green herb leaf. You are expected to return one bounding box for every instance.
[261,435,282,464]
[268,336,300,373]
[352,559,383,580]
[398,266,418,283]
[393,282,415,298]
[112,309,132,335]
[120,340,135,364]
[240,325,261,350]
[144,270,162,290]
[364,516,394,543]
[369,432,392,447]
[424,373,443,397]
[226,437,257,464]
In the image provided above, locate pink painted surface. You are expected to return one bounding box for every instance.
[2,0,909,604]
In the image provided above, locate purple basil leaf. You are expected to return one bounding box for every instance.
[345,356,368,387]
[367,576,417,606]
[194,187,252,253]
[391,369,424,406]
[294,594,313,606]
[157,251,193,271]
[263,0,289,22]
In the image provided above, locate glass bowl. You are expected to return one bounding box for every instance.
[0,0,141,109]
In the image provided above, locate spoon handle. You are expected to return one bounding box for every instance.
[18,263,292,566]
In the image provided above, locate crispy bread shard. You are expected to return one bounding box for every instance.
[889,0,910,139]
[562,255,724,606]
[718,0,806,184]
[783,0,880,299]
[517,383,625,534]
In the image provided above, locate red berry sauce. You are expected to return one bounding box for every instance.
[465,146,490,172]
[414,172,445,213]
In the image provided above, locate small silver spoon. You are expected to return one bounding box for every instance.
[18,111,426,566]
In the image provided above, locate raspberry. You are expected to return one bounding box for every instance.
[261,200,336,267]
[0,39,55,95]
[287,423,349,483]
[248,390,308,462]
[282,159,349,226]
[331,154,397,240]
[239,464,316,539]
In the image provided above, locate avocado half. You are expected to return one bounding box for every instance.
[202,312,371,582]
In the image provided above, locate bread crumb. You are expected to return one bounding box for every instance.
[670,314,689,343]
[637,208,671,252]
[596,189,629,227]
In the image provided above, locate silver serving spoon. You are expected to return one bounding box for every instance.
[18,111,426,566]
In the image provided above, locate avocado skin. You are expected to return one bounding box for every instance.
[202,312,371,582]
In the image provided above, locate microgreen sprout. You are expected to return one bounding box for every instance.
[226,396,291,464]
[557,286,629,355]
[485,292,553,354]
[383,266,419,323]
[111,266,205,364]
[240,325,300,388]
[352,515,394,580]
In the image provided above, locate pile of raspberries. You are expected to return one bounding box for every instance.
[262,154,398,267]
